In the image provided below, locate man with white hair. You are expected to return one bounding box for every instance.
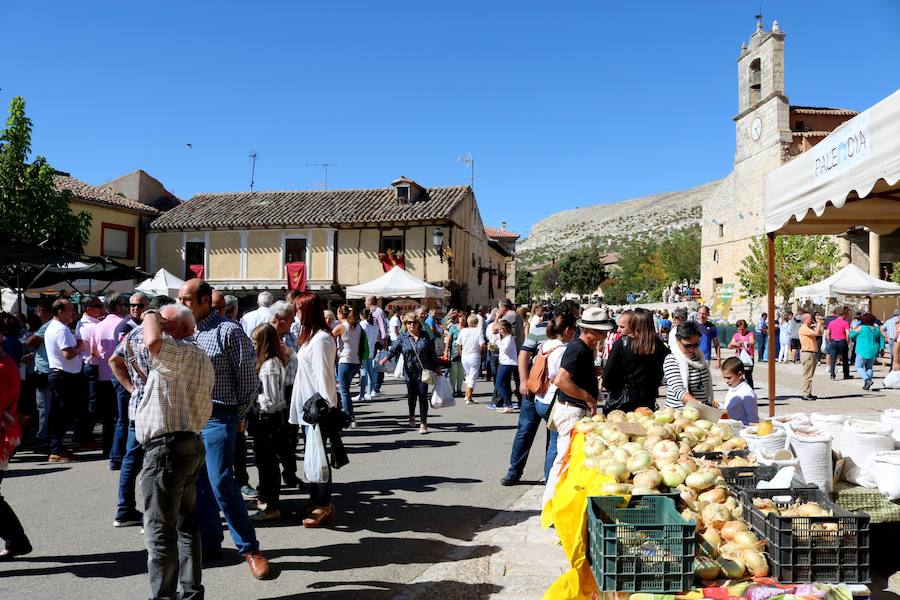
[240,291,274,337]
[137,302,214,600]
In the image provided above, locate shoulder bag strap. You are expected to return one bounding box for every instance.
[410,335,426,371]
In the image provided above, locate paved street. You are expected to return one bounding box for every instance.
[0,376,545,600]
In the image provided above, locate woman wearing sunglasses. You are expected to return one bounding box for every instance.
[380,313,438,434]
[663,321,712,408]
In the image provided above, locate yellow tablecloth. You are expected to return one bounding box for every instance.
[541,431,619,600]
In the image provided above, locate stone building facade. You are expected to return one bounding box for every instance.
[699,20,863,313]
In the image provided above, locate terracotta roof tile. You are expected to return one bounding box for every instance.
[790,106,858,116]
[54,173,160,216]
[484,226,520,239]
[150,185,471,230]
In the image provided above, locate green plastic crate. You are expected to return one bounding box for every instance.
[587,495,695,593]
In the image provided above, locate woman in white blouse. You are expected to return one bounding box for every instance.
[249,324,288,521]
[456,314,485,405]
[289,292,338,527]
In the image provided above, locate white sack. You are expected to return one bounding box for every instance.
[810,413,849,456]
[788,426,833,493]
[841,419,895,488]
[872,451,900,500]
[757,449,807,488]
[881,408,900,449]
[741,425,788,457]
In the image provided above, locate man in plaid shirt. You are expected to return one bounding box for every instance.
[178,279,270,580]
[136,302,213,600]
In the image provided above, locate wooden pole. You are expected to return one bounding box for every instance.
[767,232,777,417]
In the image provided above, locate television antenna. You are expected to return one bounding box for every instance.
[457,153,474,189]
[306,163,339,190]
[249,152,258,192]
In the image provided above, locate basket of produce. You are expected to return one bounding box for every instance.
[719,465,779,492]
[587,495,695,593]
[741,488,870,583]
[691,449,751,463]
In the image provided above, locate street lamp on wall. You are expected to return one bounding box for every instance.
[433,226,445,262]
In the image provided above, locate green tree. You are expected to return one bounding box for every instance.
[737,235,840,309]
[515,269,533,305]
[659,226,701,285]
[532,264,560,299]
[0,97,91,253]
[556,246,607,296]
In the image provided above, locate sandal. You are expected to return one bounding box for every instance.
[302,504,335,528]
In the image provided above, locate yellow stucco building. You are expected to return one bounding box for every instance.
[148,176,515,308]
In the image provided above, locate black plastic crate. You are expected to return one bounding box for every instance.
[691,449,750,462]
[740,488,870,583]
[587,495,695,593]
[720,465,779,492]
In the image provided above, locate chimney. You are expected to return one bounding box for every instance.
[501,221,507,231]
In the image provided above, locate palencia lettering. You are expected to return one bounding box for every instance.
[813,122,868,179]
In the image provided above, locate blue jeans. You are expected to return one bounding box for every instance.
[305,425,332,506]
[495,364,515,407]
[756,332,767,361]
[116,421,145,519]
[505,395,544,481]
[337,362,361,420]
[534,400,558,481]
[109,379,130,466]
[855,355,875,382]
[359,358,376,397]
[195,405,258,555]
[34,374,50,440]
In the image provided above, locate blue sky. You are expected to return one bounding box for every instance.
[2,1,898,238]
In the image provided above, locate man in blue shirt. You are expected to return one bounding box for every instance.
[178,279,270,580]
[696,305,721,369]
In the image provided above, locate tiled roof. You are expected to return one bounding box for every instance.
[484,226,520,240]
[150,185,471,230]
[54,173,161,216]
[790,106,858,116]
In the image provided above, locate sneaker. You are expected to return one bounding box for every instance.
[498,407,514,414]
[466,399,475,405]
[419,424,428,434]
[370,391,380,398]
[113,511,143,528]
[109,461,121,471]
[350,420,357,429]
[250,507,282,521]
[510,403,520,410]
[0,541,32,562]
[486,403,499,410]
[801,395,817,402]
[863,379,873,391]
[364,392,373,400]
[240,485,259,500]
[355,394,364,402]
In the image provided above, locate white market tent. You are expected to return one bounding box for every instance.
[794,263,900,297]
[136,268,186,297]
[762,88,900,416]
[345,266,446,299]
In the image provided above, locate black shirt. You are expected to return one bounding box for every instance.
[557,338,597,409]
[602,337,669,410]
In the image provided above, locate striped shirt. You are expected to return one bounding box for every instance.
[194,311,257,407]
[135,336,214,444]
[663,353,712,409]
[114,325,151,420]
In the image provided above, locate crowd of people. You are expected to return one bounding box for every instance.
[2,284,899,597]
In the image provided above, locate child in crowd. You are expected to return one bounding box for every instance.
[719,357,760,425]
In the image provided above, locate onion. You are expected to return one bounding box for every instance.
[693,442,713,453]
[700,527,721,558]
[682,406,701,422]
[654,409,675,424]
[612,448,631,463]
[695,419,713,431]
[575,418,595,434]
[686,471,716,491]
[661,464,687,488]
[631,486,660,495]
[711,424,734,441]
[694,556,721,580]
[741,549,768,577]
[677,457,698,474]
[701,503,732,528]
[606,410,626,422]
[732,530,763,549]
[720,520,748,541]
[633,469,661,489]
[677,485,697,503]
[634,406,653,417]
[652,440,680,465]
[605,461,628,483]
[601,482,632,495]
[591,413,605,423]
[717,556,745,579]
[623,442,644,456]
[698,487,728,504]
[626,452,653,473]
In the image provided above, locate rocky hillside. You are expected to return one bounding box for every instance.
[517,179,723,266]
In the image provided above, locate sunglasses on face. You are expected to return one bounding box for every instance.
[681,342,700,349]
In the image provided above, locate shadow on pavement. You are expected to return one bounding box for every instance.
[259,579,502,599]
[343,439,459,455]
[0,549,147,579]
[5,466,71,478]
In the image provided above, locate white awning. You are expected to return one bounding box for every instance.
[765,89,900,235]
[136,268,186,297]
[345,266,446,299]
[794,263,900,297]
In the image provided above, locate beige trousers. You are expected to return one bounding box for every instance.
[800,351,817,397]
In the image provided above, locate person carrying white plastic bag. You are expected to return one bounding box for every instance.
[431,374,455,408]
[304,424,329,484]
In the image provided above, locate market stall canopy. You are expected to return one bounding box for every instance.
[136,268,187,297]
[765,88,900,235]
[794,263,900,297]
[345,266,446,299]
[0,243,147,290]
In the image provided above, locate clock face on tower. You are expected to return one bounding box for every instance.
[751,117,762,141]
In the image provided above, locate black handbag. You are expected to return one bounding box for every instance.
[302,393,331,425]
[603,339,633,415]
